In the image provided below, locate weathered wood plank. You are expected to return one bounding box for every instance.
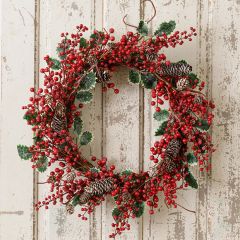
[0,1,35,239]
[202,1,240,239]
[101,0,141,239]
[142,1,198,239]
[38,1,95,239]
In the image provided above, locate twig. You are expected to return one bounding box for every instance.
[122,14,138,29]
[144,0,157,24]
[176,203,196,213]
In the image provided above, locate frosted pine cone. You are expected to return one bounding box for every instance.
[85,177,115,196]
[66,203,74,214]
[146,52,158,61]
[51,101,67,133]
[66,172,76,182]
[158,63,192,77]
[194,95,203,104]
[176,78,189,91]
[164,139,182,161]
[158,159,177,173]
[78,192,92,205]
[96,69,111,83]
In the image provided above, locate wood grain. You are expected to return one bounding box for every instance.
[1,0,240,239]
[0,1,35,239]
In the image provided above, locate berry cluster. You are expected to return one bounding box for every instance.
[18,21,215,239]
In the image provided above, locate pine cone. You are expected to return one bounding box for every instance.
[66,172,76,182]
[158,139,182,174]
[66,203,74,214]
[78,191,92,205]
[96,70,110,83]
[194,95,203,104]
[176,78,189,91]
[51,101,67,133]
[146,52,158,61]
[164,139,182,161]
[85,177,115,196]
[158,63,192,77]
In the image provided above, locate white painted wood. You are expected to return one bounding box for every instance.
[38,1,95,240]
[142,1,198,240]
[0,0,35,239]
[200,1,240,240]
[101,1,142,239]
[1,1,240,239]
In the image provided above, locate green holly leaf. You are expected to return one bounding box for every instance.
[33,136,42,144]
[112,207,122,222]
[133,202,145,218]
[79,131,93,146]
[72,195,80,206]
[17,145,32,160]
[153,110,169,122]
[23,112,37,122]
[154,20,176,36]
[188,73,200,86]
[73,116,83,135]
[185,169,198,189]
[36,156,48,173]
[186,153,198,165]
[76,91,93,103]
[56,47,67,60]
[137,20,148,36]
[141,73,158,89]
[155,121,168,136]
[89,167,100,173]
[196,119,210,131]
[121,169,133,176]
[79,72,96,90]
[49,58,61,70]
[79,38,88,48]
[128,70,140,84]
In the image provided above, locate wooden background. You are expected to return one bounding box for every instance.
[1,0,240,239]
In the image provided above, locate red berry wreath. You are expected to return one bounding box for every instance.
[17,11,215,239]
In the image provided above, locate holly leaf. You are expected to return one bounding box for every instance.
[155,121,168,136]
[79,131,93,146]
[185,169,198,189]
[73,116,83,135]
[128,70,140,84]
[17,145,32,160]
[154,20,176,36]
[141,73,157,89]
[23,112,37,122]
[79,72,96,90]
[188,73,200,86]
[186,153,198,165]
[33,136,42,144]
[137,20,148,36]
[79,38,88,48]
[133,202,145,218]
[112,207,122,222]
[76,91,93,103]
[153,110,169,122]
[121,169,133,176]
[196,119,210,131]
[72,195,80,206]
[36,156,48,173]
[49,58,61,70]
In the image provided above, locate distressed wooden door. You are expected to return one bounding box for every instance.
[1,0,240,239]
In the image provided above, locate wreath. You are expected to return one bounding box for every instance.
[17,3,215,238]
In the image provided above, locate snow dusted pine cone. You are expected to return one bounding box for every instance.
[66,172,76,182]
[158,139,182,173]
[85,177,115,196]
[176,78,189,91]
[66,203,74,215]
[158,62,192,77]
[51,101,67,133]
